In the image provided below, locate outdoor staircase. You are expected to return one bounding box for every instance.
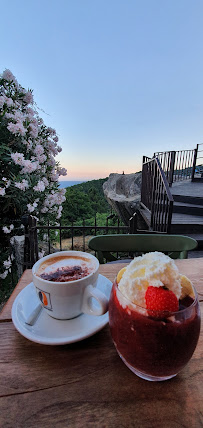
[138,146,203,249]
[138,187,203,248]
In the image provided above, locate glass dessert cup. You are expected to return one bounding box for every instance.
[109,280,201,381]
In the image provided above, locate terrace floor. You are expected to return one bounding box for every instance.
[170,180,203,197]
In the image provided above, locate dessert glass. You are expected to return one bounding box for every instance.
[109,279,201,381]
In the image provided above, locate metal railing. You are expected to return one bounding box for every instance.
[22,214,130,269]
[154,148,196,186]
[141,157,174,233]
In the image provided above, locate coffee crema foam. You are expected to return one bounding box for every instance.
[37,255,94,282]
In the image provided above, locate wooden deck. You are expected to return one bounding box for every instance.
[170,180,203,197]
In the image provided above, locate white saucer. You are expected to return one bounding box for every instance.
[12,274,112,345]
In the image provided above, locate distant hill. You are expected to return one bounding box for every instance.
[61,177,110,224]
[72,178,108,194]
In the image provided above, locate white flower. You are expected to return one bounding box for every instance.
[0,187,5,196]
[23,90,33,105]
[50,173,59,182]
[26,139,33,150]
[0,95,6,108]
[33,181,45,192]
[4,179,11,188]
[3,69,18,85]
[42,177,49,186]
[5,97,14,107]
[29,123,38,138]
[34,144,44,156]
[3,259,12,269]
[5,112,13,119]
[15,179,29,191]
[26,107,35,117]
[7,121,26,136]
[0,270,8,279]
[13,111,24,122]
[47,127,56,136]
[27,203,35,213]
[56,206,63,219]
[38,250,45,259]
[41,207,48,213]
[38,154,47,164]
[31,117,38,127]
[2,224,14,233]
[11,152,25,165]
[47,156,56,167]
[20,159,39,174]
[57,167,67,176]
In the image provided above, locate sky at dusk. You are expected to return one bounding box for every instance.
[1,1,203,181]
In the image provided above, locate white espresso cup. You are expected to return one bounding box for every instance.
[32,251,109,320]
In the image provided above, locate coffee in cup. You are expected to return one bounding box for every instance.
[32,251,109,320]
[36,254,95,282]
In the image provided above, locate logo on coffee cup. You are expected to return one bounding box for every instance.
[36,287,52,311]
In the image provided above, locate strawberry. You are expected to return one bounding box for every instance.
[145,286,179,316]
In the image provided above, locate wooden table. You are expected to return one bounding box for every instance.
[0,259,202,428]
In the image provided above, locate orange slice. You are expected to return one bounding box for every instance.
[180,274,195,299]
[117,267,127,283]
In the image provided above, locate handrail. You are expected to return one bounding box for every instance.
[141,157,174,233]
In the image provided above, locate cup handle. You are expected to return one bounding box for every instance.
[81,284,109,316]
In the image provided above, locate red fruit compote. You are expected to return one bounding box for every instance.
[109,253,201,381]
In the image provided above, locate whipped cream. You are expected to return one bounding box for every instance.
[118,252,182,307]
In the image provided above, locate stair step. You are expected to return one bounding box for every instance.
[173,194,203,205]
[171,212,203,224]
[173,202,203,216]
[171,223,203,233]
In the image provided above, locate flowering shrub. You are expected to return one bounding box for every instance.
[0,69,67,281]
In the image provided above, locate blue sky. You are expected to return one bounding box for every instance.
[1,0,203,180]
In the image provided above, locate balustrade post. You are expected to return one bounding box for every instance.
[71,221,74,250]
[83,219,85,251]
[22,213,30,271]
[169,151,176,186]
[94,214,97,236]
[191,145,198,182]
[22,214,38,270]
